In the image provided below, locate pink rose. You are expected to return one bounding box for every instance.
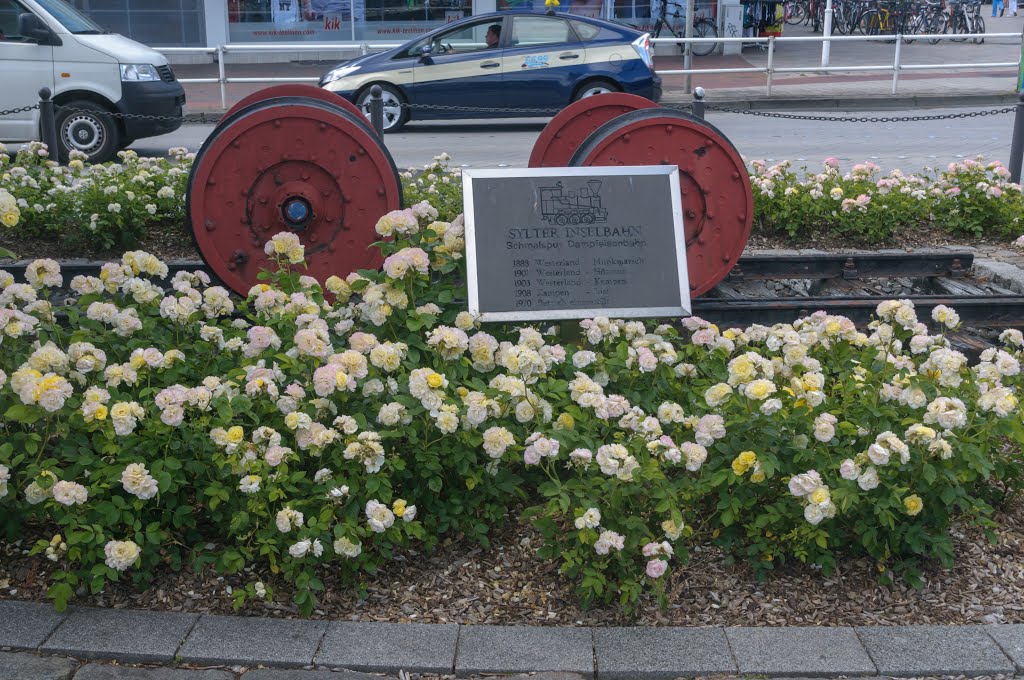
[646,558,668,579]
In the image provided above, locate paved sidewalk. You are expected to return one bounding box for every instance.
[174,19,1024,116]
[4,600,1024,678]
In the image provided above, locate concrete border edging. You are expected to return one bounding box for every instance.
[4,600,1024,677]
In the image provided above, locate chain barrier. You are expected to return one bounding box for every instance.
[54,104,196,123]
[400,102,563,114]
[699,104,1017,123]
[0,103,40,118]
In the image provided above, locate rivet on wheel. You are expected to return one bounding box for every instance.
[273,120,281,128]
[206,177,216,186]
[204,219,216,231]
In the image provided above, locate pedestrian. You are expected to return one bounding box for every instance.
[1009,0,1018,17]
[992,0,1004,17]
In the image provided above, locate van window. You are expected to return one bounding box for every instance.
[510,15,573,46]
[33,0,105,33]
[0,0,32,40]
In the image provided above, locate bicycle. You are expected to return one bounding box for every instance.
[651,0,721,57]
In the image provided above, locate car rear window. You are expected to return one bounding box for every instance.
[511,15,574,46]
[569,19,601,40]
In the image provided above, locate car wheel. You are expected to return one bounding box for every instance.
[55,100,120,164]
[573,80,621,101]
[356,84,409,133]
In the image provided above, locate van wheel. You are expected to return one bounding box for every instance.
[55,101,120,164]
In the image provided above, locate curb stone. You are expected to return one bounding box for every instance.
[856,625,1016,677]
[593,627,736,680]
[454,626,594,678]
[5,602,1024,678]
[177,615,328,668]
[314,621,458,674]
[0,599,68,650]
[40,609,199,664]
[725,626,876,677]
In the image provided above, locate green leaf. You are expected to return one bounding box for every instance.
[48,582,74,612]
[4,404,42,425]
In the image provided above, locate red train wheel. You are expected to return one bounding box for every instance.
[569,108,753,298]
[224,84,371,133]
[187,96,403,297]
[528,93,658,168]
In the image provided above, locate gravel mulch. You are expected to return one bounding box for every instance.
[3,493,1024,627]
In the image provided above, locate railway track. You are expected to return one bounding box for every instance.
[7,251,1024,331]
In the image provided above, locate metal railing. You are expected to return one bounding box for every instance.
[651,31,1023,95]
[158,28,1023,109]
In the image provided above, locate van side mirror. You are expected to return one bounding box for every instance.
[18,13,59,45]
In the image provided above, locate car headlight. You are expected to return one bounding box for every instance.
[120,64,161,82]
[322,65,361,84]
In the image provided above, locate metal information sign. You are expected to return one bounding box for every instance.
[463,166,689,322]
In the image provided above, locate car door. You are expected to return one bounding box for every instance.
[410,17,506,115]
[501,14,585,111]
[0,0,54,142]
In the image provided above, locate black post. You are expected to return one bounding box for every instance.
[1011,90,1024,184]
[691,86,706,120]
[369,84,384,139]
[38,87,58,162]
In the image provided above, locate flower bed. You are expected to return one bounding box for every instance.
[1,194,1024,616]
[2,147,1023,258]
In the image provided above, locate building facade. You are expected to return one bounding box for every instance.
[69,0,674,47]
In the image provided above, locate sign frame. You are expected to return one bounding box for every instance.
[463,166,689,323]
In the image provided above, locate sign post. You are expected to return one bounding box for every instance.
[463,166,690,322]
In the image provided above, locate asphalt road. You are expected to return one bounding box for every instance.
[130,107,1016,172]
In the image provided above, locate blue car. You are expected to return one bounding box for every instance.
[319,11,661,132]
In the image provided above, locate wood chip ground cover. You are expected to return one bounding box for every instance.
[2,492,1023,626]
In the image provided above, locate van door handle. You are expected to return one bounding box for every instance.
[480,61,500,68]
[559,52,580,59]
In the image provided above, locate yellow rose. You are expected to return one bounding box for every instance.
[825,320,841,335]
[273,239,289,254]
[426,372,443,389]
[731,458,749,475]
[226,426,244,444]
[723,329,736,340]
[1,211,19,228]
[335,370,349,388]
[903,494,923,516]
[110,403,131,419]
[129,354,146,370]
[738,451,757,467]
[392,499,407,517]
[557,413,575,430]
[747,381,771,400]
[750,470,766,483]
[287,246,304,264]
[285,412,301,429]
[456,386,469,398]
[809,486,830,506]
[94,405,108,421]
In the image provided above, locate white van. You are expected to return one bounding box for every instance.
[0,0,185,163]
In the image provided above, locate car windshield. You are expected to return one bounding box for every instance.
[33,0,106,33]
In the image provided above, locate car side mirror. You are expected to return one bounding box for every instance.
[420,44,433,55]
[18,13,59,45]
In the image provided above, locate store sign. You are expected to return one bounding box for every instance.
[463,166,689,322]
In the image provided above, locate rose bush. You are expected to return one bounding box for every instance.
[0,143,190,251]
[4,146,1023,253]
[1,196,1024,615]
[751,158,1024,242]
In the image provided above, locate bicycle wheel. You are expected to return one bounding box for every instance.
[859,9,881,32]
[691,18,720,56]
[785,0,807,23]
[925,14,943,42]
[943,11,968,39]
[972,12,985,42]
[903,12,922,40]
